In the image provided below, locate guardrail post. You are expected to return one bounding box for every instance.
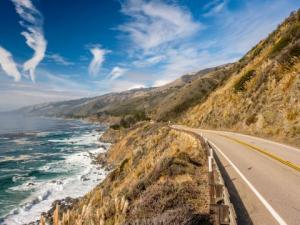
[201,134,236,225]
[169,127,236,225]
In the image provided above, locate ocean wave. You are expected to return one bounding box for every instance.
[0,155,32,163]
[11,138,32,145]
[12,175,28,183]
[3,139,108,225]
[35,132,51,138]
[48,130,102,146]
[1,124,107,224]
[0,137,10,140]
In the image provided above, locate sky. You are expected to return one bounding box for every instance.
[0,0,300,111]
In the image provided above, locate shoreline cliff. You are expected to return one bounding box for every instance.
[37,122,211,225]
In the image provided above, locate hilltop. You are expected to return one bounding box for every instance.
[180,9,300,147]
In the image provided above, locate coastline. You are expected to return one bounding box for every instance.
[26,139,112,225]
[0,119,111,225]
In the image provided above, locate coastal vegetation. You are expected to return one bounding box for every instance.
[45,123,210,225]
[180,9,300,147]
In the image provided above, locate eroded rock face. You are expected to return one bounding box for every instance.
[52,123,210,225]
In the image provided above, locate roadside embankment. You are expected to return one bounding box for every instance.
[46,122,210,225]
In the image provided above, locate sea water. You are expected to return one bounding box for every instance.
[0,114,109,225]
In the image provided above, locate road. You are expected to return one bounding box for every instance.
[173,125,300,225]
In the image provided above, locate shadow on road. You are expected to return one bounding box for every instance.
[214,153,254,225]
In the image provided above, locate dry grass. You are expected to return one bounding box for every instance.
[180,10,300,147]
[50,123,209,225]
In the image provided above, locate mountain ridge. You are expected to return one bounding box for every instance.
[180,9,300,147]
[18,64,232,124]
[18,9,300,146]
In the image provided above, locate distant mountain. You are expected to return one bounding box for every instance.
[18,64,232,124]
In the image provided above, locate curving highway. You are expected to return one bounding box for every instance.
[173,125,300,225]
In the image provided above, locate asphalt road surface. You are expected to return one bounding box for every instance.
[173,125,300,225]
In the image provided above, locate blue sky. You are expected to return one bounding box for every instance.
[0,0,300,111]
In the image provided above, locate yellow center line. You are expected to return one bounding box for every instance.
[216,133,300,172]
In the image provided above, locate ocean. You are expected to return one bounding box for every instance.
[0,114,109,224]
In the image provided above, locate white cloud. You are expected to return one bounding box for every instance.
[11,0,47,82]
[0,46,21,81]
[129,0,300,87]
[88,47,107,76]
[118,0,209,83]
[108,66,127,80]
[128,84,145,90]
[0,68,100,111]
[133,55,166,67]
[120,0,201,51]
[153,79,171,87]
[203,0,227,17]
[46,54,74,66]
[106,79,146,92]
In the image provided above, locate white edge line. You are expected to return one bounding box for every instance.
[209,140,287,225]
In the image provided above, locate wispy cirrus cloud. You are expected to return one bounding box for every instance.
[133,55,166,67]
[203,0,227,17]
[46,53,74,66]
[88,46,107,76]
[117,0,207,86]
[116,0,300,88]
[108,66,127,80]
[0,46,21,82]
[11,0,47,82]
[119,0,201,52]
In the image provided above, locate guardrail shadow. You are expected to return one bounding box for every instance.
[213,153,254,225]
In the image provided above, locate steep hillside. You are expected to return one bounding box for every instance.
[19,65,232,125]
[46,123,210,225]
[180,10,300,146]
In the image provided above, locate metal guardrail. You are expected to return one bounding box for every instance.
[170,126,237,225]
[199,133,237,225]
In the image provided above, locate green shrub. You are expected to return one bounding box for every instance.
[289,23,300,38]
[278,44,300,66]
[110,124,121,130]
[113,110,150,129]
[271,36,291,56]
[246,114,258,125]
[289,45,300,57]
[252,46,263,57]
[234,70,256,92]
[270,23,300,57]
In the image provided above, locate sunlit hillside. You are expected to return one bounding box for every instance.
[180,10,300,147]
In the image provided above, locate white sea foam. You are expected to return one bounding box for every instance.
[0,137,9,140]
[0,155,32,163]
[35,132,51,137]
[48,130,102,146]
[3,130,109,225]
[11,138,32,145]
